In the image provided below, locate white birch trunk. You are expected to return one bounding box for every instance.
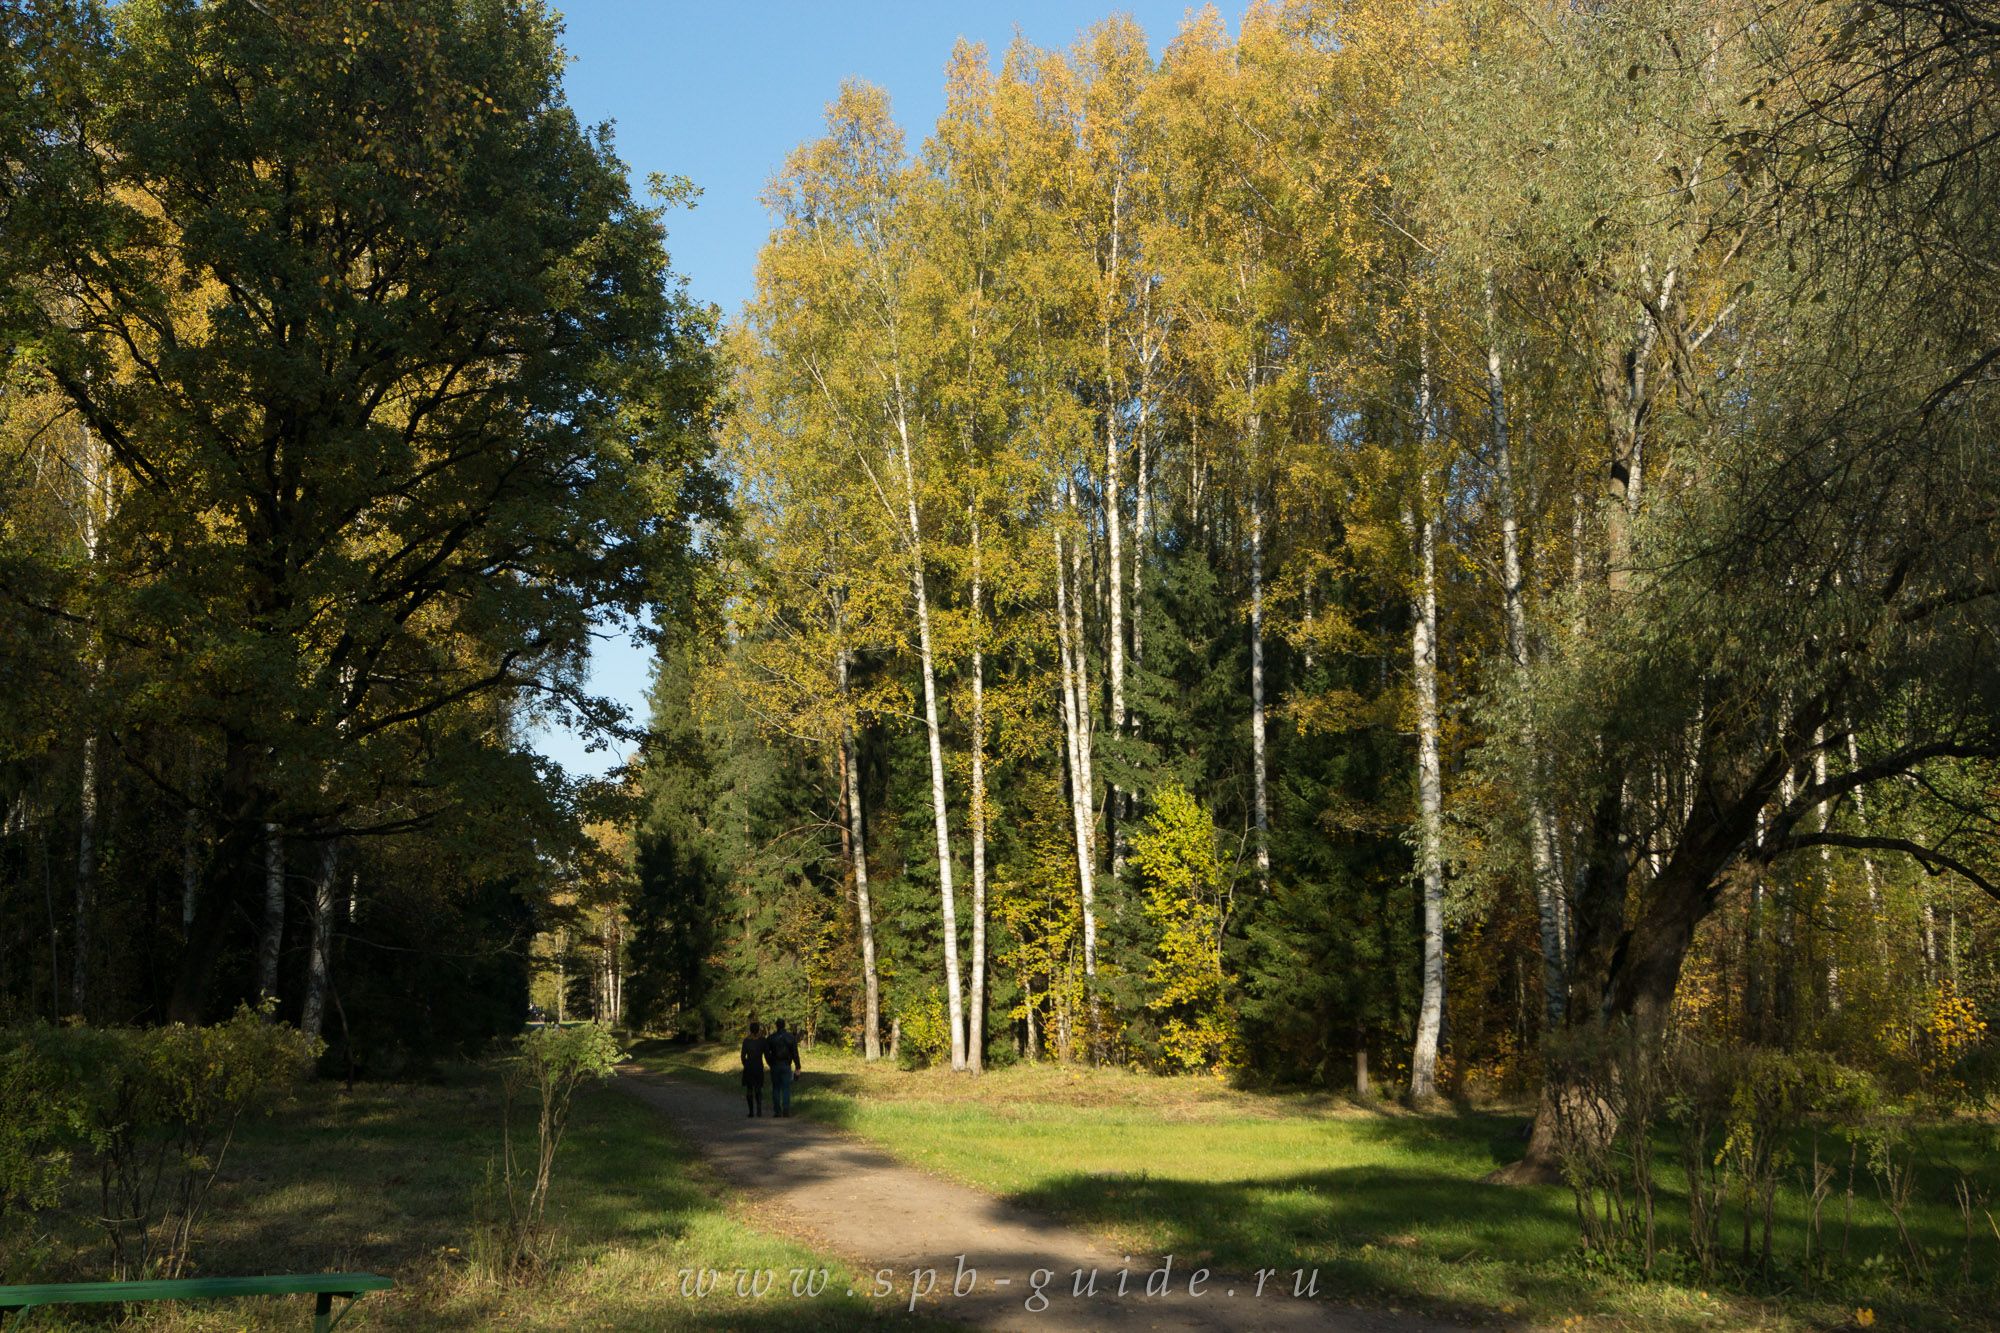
[74,736,98,1016]
[1068,513,1099,984]
[1814,736,1839,1009]
[1054,522,1097,982]
[841,646,883,1061]
[969,519,988,1074]
[1843,730,1881,902]
[603,912,621,1027]
[1070,521,1096,830]
[1133,412,1149,676]
[1242,321,1271,891]
[1485,285,1567,1024]
[1103,190,1128,882]
[1922,895,1939,978]
[893,387,965,1071]
[1408,356,1447,1100]
[72,419,106,1018]
[612,924,624,1028]
[1303,578,1316,674]
[1249,489,1271,888]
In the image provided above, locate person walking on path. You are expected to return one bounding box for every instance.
[766,1018,802,1116]
[740,1020,769,1117]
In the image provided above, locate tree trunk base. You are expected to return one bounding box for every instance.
[1482,1083,1567,1186]
[1482,1155,1563,1186]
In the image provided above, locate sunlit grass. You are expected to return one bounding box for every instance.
[636,1040,2000,1332]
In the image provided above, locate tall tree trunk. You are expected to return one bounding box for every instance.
[1921,894,1939,981]
[1486,282,1568,1025]
[1813,733,1839,1009]
[1103,191,1129,882]
[1746,868,1767,1041]
[1249,489,1271,889]
[893,388,965,1071]
[1408,356,1446,1101]
[1303,576,1316,674]
[603,910,621,1027]
[256,824,285,1006]
[1598,276,1669,593]
[168,743,264,1024]
[1132,412,1149,679]
[1498,289,1677,1178]
[840,646,882,1061]
[968,519,988,1075]
[72,414,107,1020]
[300,838,338,1045]
[837,742,852,869]
[1054,521,1098,984]
[1069,512,1098,982]
[1842,730,1886,966]
[1242,327,1271,891]
[181,808,200,931]
[604,920,620,1032]
[73,734,98,1018]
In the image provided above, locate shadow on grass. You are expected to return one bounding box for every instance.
[24,1064,968,1333]
[1007,1162,1580,1313]
[623,1041,2000,1330]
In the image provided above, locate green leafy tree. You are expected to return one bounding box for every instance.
[4,0,724,1021]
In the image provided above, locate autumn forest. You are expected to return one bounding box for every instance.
[4,0,1999,1231]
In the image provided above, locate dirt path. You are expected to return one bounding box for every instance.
[616,1068,1489,1333]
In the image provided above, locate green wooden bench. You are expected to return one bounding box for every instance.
[0,1272,391,1331]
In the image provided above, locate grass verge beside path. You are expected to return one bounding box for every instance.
[22,1063,947,1333]
[635,1040,2000,1333]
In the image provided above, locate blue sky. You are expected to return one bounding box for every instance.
[528,1,1222,777]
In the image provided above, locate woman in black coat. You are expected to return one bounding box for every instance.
[740,1021,769,1117]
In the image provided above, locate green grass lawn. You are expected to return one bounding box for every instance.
[637,1040,2000,1332]
[14,1064,949,1333]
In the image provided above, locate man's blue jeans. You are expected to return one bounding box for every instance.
[771,1066,794,1114]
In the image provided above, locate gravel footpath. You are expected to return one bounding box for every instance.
[616,1067,1494,1333]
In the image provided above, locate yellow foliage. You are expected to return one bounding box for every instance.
[1880,983,1989,1093]
[1130,784,1239,1073]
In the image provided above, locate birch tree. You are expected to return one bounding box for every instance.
[755,83,969,1070]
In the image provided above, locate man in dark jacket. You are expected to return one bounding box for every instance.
[765,1018,802,1116]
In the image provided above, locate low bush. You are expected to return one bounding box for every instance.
[0,1007,318,1280]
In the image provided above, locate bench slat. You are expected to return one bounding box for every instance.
[0,1273,392,1308]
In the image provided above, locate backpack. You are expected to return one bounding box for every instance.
[765,1030,797,1069]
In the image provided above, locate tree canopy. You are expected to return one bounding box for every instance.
[2,0,723,1038]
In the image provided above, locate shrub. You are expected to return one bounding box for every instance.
[895,991,950,1070]
[0,1008,318,1280]
[490,1022,624,1279]
[0,1026,79,1281]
